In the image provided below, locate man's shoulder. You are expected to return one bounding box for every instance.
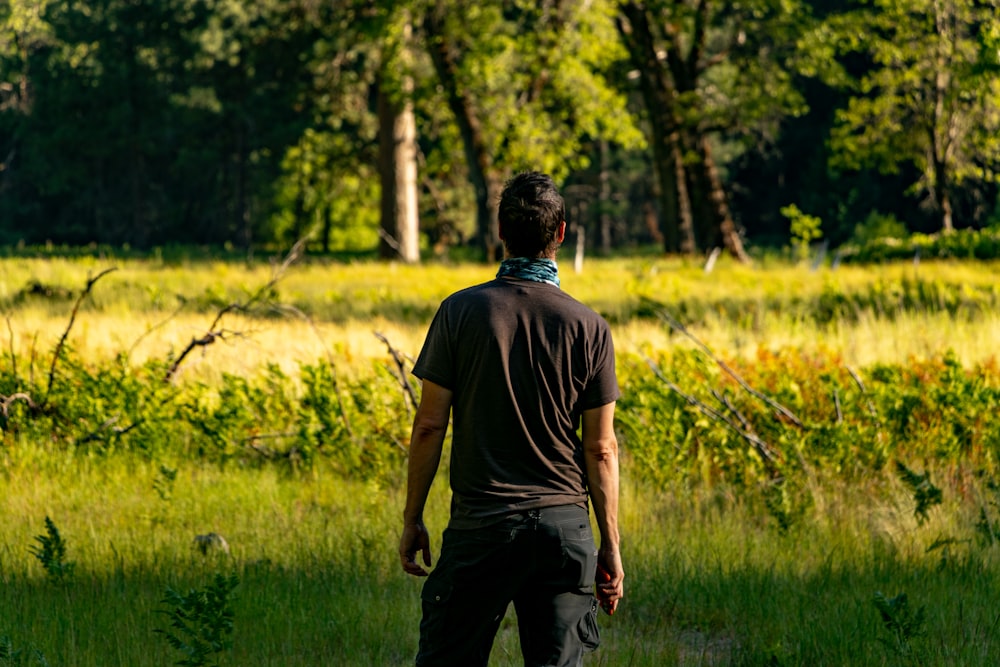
[440,279,609,328]
[440,280,499,307]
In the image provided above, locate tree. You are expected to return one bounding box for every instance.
[818,0,1000,233]
[422,0,642,260]
[615,0,810,260]
[0,0,324,249]
[377,10,420,263]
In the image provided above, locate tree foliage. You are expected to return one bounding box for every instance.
[1,0,999,255]
[816,0,1000,232]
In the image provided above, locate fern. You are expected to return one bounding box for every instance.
[156,573,239,667]
[28,517,75,583]
[873,591,926,658]
[895,461,942,525]
[0,635,49,667]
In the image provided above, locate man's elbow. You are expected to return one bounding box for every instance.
[411,419,448,442]
[584,437,619,463]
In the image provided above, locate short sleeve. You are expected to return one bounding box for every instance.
[578,320,619,411]
[412,303,455,390]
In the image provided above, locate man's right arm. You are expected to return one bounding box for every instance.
[582,401,623,614]
[399,379,452,577]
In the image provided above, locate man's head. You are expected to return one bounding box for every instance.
[498,172,566,259]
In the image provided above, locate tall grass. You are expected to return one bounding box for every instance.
[3,461,1000,665]
[3,255,1000,665]
[3,256,1000,376]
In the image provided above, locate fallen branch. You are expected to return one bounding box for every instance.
[644,353,780,478]
[648,299,804,428]
[847,365,879,421]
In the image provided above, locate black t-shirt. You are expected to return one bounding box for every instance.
[413,276,620,528]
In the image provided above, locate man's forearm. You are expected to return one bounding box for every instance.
[403,379,453,525]
[585,446,620,548]
[404,423,447,524]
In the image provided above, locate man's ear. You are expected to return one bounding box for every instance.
[498,220,505,240]
[556,221,566,244]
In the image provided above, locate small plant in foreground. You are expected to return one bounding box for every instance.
[895,462,943,525]
[873,591,926,659]
[0,635,49,667]
[156,573,239,667]
[28,517,75,583]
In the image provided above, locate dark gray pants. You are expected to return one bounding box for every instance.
[416,504,600,667]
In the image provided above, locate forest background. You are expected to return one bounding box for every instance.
[3,0,1000,261]
[5,1,1000,665]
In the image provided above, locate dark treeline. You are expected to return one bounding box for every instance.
[1,0,998,261]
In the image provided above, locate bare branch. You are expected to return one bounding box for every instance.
[712,388,751,432]
[374,331,418,412]
[651,302,804,427]
[377,228,403,254]
[847,365,879,421]
[42,267,118,408]
[1,392,37,418]
[127,300,189,360]
[164,239,308,383]
[644,353,780,478]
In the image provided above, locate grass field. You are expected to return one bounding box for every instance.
[3,254,1000,666]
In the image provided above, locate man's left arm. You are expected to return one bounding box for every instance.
[399,379,452,577]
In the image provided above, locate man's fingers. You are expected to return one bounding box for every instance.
[401,552,430,576]
[422,545,432,567]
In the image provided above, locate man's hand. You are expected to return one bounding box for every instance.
[595,546,624,615]
[400,521,432,576]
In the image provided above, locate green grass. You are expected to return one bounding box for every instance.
[4,254,1000,665]
[3,460,1000,665]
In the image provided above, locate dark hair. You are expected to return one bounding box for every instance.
[497,171,565,258]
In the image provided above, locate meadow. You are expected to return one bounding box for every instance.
[2,253,1000,666]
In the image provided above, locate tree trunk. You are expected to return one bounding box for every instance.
[934,160,955,232]
[616,3,696,255]
[424,6,502,261]
[377,31,420,264]
[692,134,749,262]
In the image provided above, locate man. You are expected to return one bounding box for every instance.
[399,171,623,667]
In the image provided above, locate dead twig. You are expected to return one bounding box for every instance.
[164,238,307,383]
[127,300,189,361]
[644,354,780,478]
[650,301,804,428]
[374,331,418,412]
[42,267,117,408]
[847,365,879,421]
[1,392,37,418]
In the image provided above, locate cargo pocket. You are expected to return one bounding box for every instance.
[418,575,454,650]
[577,597,601,652]
[421,575,453,606]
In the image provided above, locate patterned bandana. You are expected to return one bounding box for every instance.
[496,257,560,288]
